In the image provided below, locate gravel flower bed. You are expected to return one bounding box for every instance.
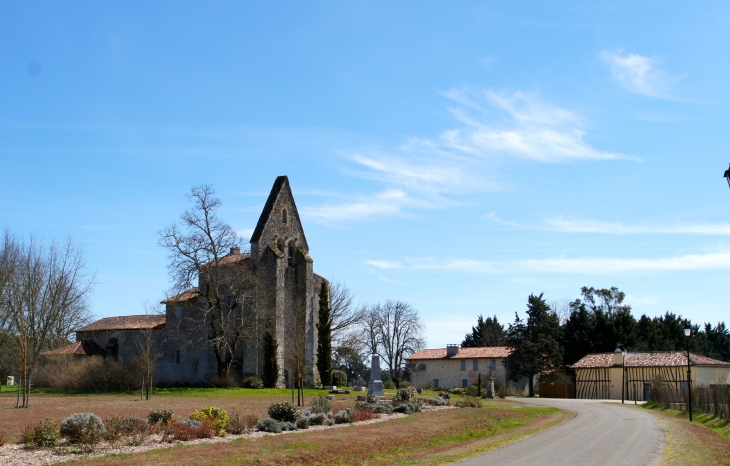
[0,411,422,466]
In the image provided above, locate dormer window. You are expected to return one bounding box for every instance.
[282,209,288,224]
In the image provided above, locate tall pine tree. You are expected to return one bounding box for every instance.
[506,293,563,396]
[462,315,506,347]
[316,281,333,386]
[262,322,279,388]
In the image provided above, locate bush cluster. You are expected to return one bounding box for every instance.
[148,409,174,426]
[383,380,396,389]
[189,407,230,436]
[227,412,259,435]
[33,356,145,392]
[365,393,380,403]
[356,402,393,414]
[422,396,447,406]
[309,395,332,414]
[241,375,264,389]
[393,402,421,414]
[353,408,375,422]
[439,391,451,399]
[392,386,418,403]
[268,401,299,423]
[334,408,354,424]
[60,413,106,448]
[331,369,347,387]
[257,418,282,433]
[21,418,60,448]
[455,396,482,408]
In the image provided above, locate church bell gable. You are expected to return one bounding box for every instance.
[250,176,309,261]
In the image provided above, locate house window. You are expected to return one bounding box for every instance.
[433,378,439,389]
[490,359,497,370]
[282,209,288,224]
[473,360,479,371]
[462,379,468,388]
[460,360,466,371]
[176,349,181,365]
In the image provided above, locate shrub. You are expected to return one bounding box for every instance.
[365,393,380,403]
[497,389,507,399]
[296,417,310,429]
[190,407,230,437]
[268,401,299,423]
[103,416,125,449]
[357,402,393,414]
[241,375,264,389]
[439,391,451,399]
[148,409,174,426]
[257,418,282,433]
[354,408,375,422]
[393,402,421,414]
[60,413,106,447]
[423,397,446,406]
[331,369,347,387]
[456,396,482,408]
[21,418,60,448]
[309,395,332,414]
[449,388,466,396]
[421,380,434,390]
[334,408,354,424]
[32,355,145,392]
[465,384,479,397]
[164,421,198,442]
[392,386,418,403]
[306,412,326,425]
[121,416,148,445]
[383,380,396,389]
[280,421,298,431]
[399,381,413,389]
[227,412,259,435]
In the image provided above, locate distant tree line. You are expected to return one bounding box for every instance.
[462,286,730,395]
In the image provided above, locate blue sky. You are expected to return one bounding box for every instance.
[3,2,730,348]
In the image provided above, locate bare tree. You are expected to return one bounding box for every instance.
[360,300,425,388]
[137,302,165,400]
[159,185,257,380]
[329,281,364,348]
[0,236,93,407]
[549,298,572,326]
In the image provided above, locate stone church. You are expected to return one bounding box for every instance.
[43,176,326,387]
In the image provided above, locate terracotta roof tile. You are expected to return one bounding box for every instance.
[76,315,166,332]
[406,346,511,360]
[206,252,251,267]
[41,340,106,356]
[161,287,199,304]
[568,351,730,369]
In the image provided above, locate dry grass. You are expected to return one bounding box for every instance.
[65,402,569,466]
[639,405,730,465]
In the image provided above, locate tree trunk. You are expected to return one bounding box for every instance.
[528,374,534,397]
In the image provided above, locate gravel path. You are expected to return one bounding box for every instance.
[455,398,665,466]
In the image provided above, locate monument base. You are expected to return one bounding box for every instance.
[367,380,384,396]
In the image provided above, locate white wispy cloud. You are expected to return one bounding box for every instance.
[301,189,431,223]
[308,88,630,224]
[365,251,730,275]
[600,51,670,97]
[484,214,730,236]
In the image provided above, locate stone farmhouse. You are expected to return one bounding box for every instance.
[43,176,327,388]
[407,345,528,393]
[569,351,730,401]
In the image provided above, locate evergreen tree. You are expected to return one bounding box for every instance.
[506,293,563,396]
[561,299,594,366]
[262,323,279,388]
[316,281,333,386]
[461,315,506,347]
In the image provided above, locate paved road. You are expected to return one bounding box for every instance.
[456,398,665,466]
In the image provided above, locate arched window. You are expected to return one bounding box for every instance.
[288,240,295,265]
[282,209,288,224]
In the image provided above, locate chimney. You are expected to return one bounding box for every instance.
[446,344,459,357]
[230,247,241,255]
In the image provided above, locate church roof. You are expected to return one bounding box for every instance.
[569,351,730,369]
[161,287,200,304]
[76,315,166,332]
[41,340,106,357]
[251,176,288,243]
[407,346,512,360]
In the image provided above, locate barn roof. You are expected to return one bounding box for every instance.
[76,315,166,332]
[40,340,106,357]
[569,351,730,369]
[406,346,511,360]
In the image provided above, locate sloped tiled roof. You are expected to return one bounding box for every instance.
[569,351,730,369]
[76,315,166,332]
[40,340,106,357]
[213,252,250,266]
[406,346,512,360]
[161,287,200,304]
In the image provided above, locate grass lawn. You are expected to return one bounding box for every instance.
[65,401,569,466]
[640,403,730,465]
